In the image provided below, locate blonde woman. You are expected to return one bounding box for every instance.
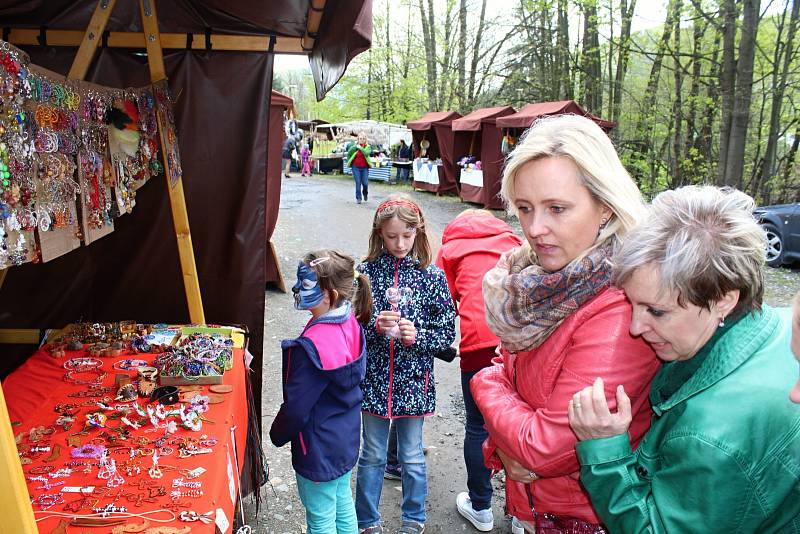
[470,115,661,533]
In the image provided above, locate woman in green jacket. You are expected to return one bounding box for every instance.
[568,185,800,534]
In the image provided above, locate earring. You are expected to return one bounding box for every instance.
[719,316,726,328]
[598,217,609,237]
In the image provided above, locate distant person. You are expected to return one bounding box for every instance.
[435,209,522,532]
[569,185,800,533]
[282,136,296,179]
[396,140,413,183]
[301,144,312,177]
[270,250,373,534]
[347,133,373,204]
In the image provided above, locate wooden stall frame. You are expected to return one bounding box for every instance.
[0,0,211,527]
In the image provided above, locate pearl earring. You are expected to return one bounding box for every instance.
[719,316,726,328]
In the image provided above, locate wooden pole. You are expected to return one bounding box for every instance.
[0,383,35,531]
[0,1,118,524]
[139,0,205,324]
[67,0,118,80]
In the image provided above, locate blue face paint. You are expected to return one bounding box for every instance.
[292,261,325,310]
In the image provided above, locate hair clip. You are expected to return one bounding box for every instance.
[309,256,330,267]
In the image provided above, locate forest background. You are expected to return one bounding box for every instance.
[275,0,800,204]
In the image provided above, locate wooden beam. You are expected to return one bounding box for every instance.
[6,28,306,54]
[268,241,287,293]
[139,0,205,324]
[67,0,117,79]
[0,329,40,344]
[0,384,36,531]
[303,0,327,51]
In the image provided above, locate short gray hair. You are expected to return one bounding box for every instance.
[613,185,765,316]
[500,114,646,258]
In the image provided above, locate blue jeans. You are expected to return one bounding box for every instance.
[395,166,410,183]
[462,370,493,511]
[352,166,369,201]
[356,414,427,528]
[296,470,358,534]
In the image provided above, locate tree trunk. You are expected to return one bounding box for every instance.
[633,0,677,183]
[683,14,706,184]
[611,0,637,130]
[581,0,602,113]
[716,0,738,184]
[722,0,760,189]
[457,0,467,112]
[670,0,684,188]
[467,0,487,106]
[419,0,438,110]
[760,0,799,193]
[556,0,572,99]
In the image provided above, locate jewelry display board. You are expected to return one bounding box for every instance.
[3,327,248,533]
[0,40,182,266]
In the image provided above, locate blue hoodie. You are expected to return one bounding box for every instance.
[269,302,367,482]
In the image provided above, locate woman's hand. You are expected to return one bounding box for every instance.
[496,447,538,483]
[376,310,401,335]
[568,377,632,441]
[398,318,416,346]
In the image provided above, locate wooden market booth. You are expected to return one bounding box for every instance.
[406,111,463,194]
[451,106,515,210]
[0,0,372,531]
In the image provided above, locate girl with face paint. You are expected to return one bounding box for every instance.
[270,250,372,534]
[354,194,456,534]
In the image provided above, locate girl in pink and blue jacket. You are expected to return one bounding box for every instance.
[270,249,373,534]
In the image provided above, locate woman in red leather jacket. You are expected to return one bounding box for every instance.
[471,115,661,534]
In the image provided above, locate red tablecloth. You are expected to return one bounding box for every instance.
[3,344,249,533]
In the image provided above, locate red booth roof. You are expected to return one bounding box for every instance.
[407,111,461,130]
[451,106,516,131]
[495,100,616,131]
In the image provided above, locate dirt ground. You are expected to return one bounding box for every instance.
[242,172,800,534]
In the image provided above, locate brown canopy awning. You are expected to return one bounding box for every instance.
[407,111,461,130]
[0,0,372,100]
[495,100,616,131]
[452,106,516,131]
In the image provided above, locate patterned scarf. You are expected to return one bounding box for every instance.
[483,244,613,353]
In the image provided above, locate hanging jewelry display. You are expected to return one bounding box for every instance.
[0,39,178,268]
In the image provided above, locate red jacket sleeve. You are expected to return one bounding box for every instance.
[471,301,657,479]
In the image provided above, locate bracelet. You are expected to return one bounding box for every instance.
[63,357,102,371]
[64,369,107,385]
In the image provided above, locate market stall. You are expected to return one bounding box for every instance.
[451,106,515,209]
[0,0,372,531]
[406,111,464,194]
[495,100,615,133]
[267,91,295,292]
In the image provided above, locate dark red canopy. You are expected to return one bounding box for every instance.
[495,100,615,132]
[452,106,515,209]
[407,111,462,194]
[451,106,516,131]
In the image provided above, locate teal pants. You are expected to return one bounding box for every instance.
[296,470,358,534]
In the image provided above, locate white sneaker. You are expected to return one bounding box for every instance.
[511,516,525,534]
[456,491,494,532]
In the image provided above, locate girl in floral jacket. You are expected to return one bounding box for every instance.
[355,194,456,534]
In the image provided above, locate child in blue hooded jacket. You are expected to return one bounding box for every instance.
[270,249,373,534]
